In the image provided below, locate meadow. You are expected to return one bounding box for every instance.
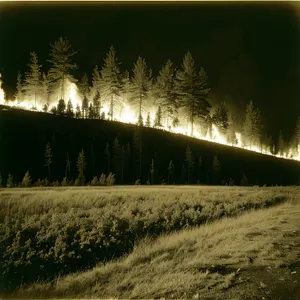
[1,185,299,298]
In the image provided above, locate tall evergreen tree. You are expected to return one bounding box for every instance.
[154,59,178,128]
[212,155,221,184]
[154,105,163,128]
[88,103,94,119]
[212,101,229,130]
[176,52,210,136]
[66,99,74,118]
[150,158,155,184]
[57,99,66,115]
[76,149,87,185]
[130,57,152,126]
[92,65,102,95]
[277,130,285,156]
[24,52,41,108]
[185,145,195,184]
[41,72,50,105]
[65,152,71,180]
[78,73,90,99]
[167,160,174,184]
[6,173,14,188]
[100,46,122,121]
[75,104,82,118]
[93,90,101,119]
[48,37,77,101]
[44,142,53,180]
[113,137,123,183]
[105,142,111,173]
[15,71,24,102]
[133,126,142,180]
[243,100,261,148]
[145,112,151,127]
[82,96,89,119]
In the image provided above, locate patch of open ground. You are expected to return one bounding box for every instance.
[10,186,300,299]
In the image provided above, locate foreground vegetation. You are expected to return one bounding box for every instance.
[12,186,300,299]
[0,186,295,294]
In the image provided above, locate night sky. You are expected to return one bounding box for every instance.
[0,1,299,139]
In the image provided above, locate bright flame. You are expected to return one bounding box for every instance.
[2,79,300,163]
[0,74,5,105]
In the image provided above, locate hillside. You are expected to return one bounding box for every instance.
[0,105,300,185]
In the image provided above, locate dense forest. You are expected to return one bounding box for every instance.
[0,37,300,187]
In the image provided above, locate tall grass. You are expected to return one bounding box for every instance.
[0,186,295,292]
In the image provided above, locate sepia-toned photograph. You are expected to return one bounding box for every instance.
[0,1,300,299]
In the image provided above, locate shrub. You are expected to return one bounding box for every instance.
[21,171,32,187]
[91,176,99,186]
[106,173,116,186]
[61,177,68,186]
[99,173,106,186]
[6,173,14,188]
[135,179,141,185]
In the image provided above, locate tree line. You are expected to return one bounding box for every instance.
[9,37,300,157]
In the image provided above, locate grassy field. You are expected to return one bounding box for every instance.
[1,186,299,299]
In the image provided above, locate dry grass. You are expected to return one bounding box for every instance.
[11,186,300,299]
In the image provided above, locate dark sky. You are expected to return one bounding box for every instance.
[0,1,299,139]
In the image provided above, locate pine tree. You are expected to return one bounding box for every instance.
[130,57,152,126]
[212,155,221,184]
[65,152,71,180]
[243,100,261,148]
[154,59,178,127]
[292,116,300,150]
[92,65,101,95]
[82,96,89,119]
[15,71,24,102]
[78,73,90,99]
[41,72,50,105]
[175,52,210,136]
[185,145,195,184]
[75,104,82,118]
[88,103,94,119]
[105,142,111,173]
[99,173,106,186]
[21,171,32,187]
[93,90,101,119]
[6,173,13,188]
[106,172,116,186]
[57,99,66,115]
[212,101,229,130]
[44,142,53,180]
[277,130,285,156]
[167,160,174,184]
[66,99,74,118]
[43,104,48,112]
[150,158,155,184]
[48,37,77,101]
[133,126,142,180]
[91,176,99,186]
[24,52,41,109]
[154,105,163,128]
[145,112,151,127]
[226,120,238,146]
[100,46,122,121]
[113,137,122,183]
[76,150,87,185]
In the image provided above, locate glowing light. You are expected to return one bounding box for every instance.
[2,79,300,163]
[0,74,5,105]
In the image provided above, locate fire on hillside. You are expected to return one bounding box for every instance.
[1,76,299,162]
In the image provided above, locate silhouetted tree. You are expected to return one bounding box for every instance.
[82,96,89,119]
[44,142,53,180]
[130,57,152,126]
[185,145,195,184]
[277,130,285,156]
[243,100,261,148]
[105,142,111,173]
[212,155,221,184]
[75,104,82,118]
[14,71,24,102]
[145,112,151,127]
[48,37,77,101]
[150,158,155,184]
[167,160,174,184]
[66,99,74,118]
[93,90,101,119]
[212,101,229,130]
[57,99,66,115]
[78,73,90,99]
[41,72,50,105]
[65,152,71,180]
[76,150,86,186]
[24,52,41,108]
[176,51,210,136]
[88,103,94,119]
[154,59,178,128]
[154,105,163,128]
[100,46,122,121]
